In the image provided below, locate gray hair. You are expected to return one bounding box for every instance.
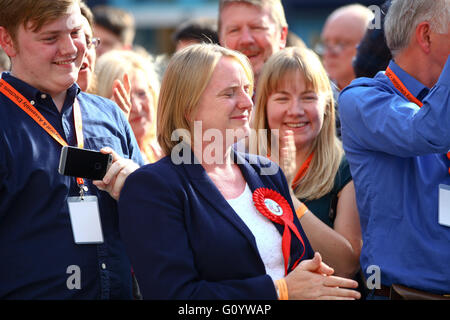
[385,0,450,56]
[218,0,288,31]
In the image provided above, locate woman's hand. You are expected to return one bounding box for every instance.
[284,252,361,300]
[278,130,296,187]
[112,73,132,120]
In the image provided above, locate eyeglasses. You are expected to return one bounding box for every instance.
[314,41,356,56]
[86,37,101,49]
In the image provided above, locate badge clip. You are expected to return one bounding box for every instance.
[79,184,88,200]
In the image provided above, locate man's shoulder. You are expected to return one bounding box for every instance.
[77,92,128,129]
[338,73,393,110]
[341,73,391,96]
[77,92,120,113]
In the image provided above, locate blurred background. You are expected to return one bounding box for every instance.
[85,0,385,55]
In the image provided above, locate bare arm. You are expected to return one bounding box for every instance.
[290,193,358,278]
[333,181,362,276]
[279,131,361,278]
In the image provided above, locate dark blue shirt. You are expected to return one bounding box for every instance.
[0,73,144,299]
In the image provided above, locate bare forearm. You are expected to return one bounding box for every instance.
[290,194,359,278]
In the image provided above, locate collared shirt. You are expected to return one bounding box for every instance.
[0,72,144,299]
[338,58,450,294]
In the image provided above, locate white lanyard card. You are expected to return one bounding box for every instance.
[438,184,450,227]
[67,195,104,244]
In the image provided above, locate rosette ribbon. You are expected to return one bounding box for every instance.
[252,188,306,275]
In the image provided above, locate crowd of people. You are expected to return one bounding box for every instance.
[0,0,449,301]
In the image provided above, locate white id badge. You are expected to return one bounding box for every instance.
[438,184,450,227]
[67,196,104,244]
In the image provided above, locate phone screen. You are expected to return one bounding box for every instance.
[60,147,112,180]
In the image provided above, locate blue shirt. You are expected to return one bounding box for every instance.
[338,57,450,294]
[0,73,144,299]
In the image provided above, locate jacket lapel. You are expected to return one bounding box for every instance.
[234,152,286,237]
[180,148,261,256]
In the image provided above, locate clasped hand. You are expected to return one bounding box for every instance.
[286,252,361,300]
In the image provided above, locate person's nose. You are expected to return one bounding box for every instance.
[131,96,143,115]
[237,89,253,112]
[59,35,79,56]
[287,99,305,116]
[239,27,256,46]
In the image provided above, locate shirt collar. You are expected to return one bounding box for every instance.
[1,71,81,104]
[387,60,429,100]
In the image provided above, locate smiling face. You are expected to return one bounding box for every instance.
[193,56,253,145]
[77,15,96,92]
[128,69,156,144]
[6,3,86,97]
[266,70,325,152]
[219,2,286,80]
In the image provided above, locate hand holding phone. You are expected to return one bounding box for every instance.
[92,147,140,200]
[58,146,113,180]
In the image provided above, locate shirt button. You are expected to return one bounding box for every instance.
[30,100,35,105]
[101,263,106,270]
[41,94,47,99]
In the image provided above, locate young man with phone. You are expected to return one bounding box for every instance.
[0,0,144,299]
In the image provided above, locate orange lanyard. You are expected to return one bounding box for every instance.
[0,78,85,185]
[385,67,423,107]
[291,152,314,189]
[386,67,450,174]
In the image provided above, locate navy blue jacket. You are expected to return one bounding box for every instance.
[118,149,313,299]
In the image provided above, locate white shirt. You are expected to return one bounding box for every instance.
[226,184,284,280]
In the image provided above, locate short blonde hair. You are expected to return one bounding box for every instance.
[253,47,343,200]
[157,43,253,156]
[218,0,288,32]
[94,49,160,139]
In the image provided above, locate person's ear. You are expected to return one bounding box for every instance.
[0,27,17,58]
[415,21,432,55]
[279,26,288,50]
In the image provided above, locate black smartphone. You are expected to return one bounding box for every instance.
[58,146,113,180]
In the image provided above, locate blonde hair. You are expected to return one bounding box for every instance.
[253,47,343,200]
[218,0,288,32]
[95,49,160,141]
[157,43,253,156]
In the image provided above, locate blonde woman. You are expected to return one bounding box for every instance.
[118,44,360,300]
[95,49,162,163]
[253,47,361,278]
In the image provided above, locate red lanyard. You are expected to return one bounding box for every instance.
[0,78,85,186]
[291,152,314,189]
[385,67,450,174]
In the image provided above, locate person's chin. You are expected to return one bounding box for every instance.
[250,60,264,77]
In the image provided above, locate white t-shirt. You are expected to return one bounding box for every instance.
[226,184,284,280]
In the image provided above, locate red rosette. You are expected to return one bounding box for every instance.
[252,188,292,224]
[253,187,305,275]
